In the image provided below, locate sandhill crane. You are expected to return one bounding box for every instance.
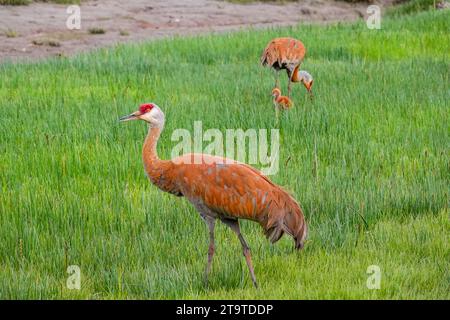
[119,103,308,288]
[272,88,293,110]
[261,37,314,97]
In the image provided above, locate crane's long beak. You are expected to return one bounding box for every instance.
[305,81,314,100]
[119,111,141,122]
[305,81,313,93]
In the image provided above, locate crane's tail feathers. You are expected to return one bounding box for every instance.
[260,50,269,66]
[260,43,278,67]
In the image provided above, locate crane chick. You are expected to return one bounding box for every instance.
[272,88,293,110]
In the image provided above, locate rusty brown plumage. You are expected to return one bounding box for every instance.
[261,37,309,97]
[120,104,307,288]
[261,37,306,70]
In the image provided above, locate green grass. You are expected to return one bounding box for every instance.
[388,0,439,16]
[0,10,449,299]
[3,29,19,38]
[0,0,30,5]
[88,27,106,35]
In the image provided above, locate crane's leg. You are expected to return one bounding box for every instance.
[287,68,295,98]
[273,69,280,89]
[221,218,258,288]
[204,216,216,285]
[287,80,292,98]
[275,105,280,126]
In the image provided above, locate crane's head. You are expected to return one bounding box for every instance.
[298,70,314,94]
[119,103,165,128]
[272,88,281,98]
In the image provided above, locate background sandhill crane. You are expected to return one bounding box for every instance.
[272,88,293,110]
[261,37,313,97]
[119,103,308,288]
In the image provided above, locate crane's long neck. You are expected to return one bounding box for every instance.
[142,124,179,195]
[142,125,163,177]
[291,65,301,83]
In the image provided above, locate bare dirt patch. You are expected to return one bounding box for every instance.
[0,0,389,62]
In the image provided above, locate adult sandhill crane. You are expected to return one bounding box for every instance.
[261,37,314,97]
[119,103,308,288]
[272,88,293,110]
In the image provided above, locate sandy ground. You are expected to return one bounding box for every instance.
[0,0,389,62]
